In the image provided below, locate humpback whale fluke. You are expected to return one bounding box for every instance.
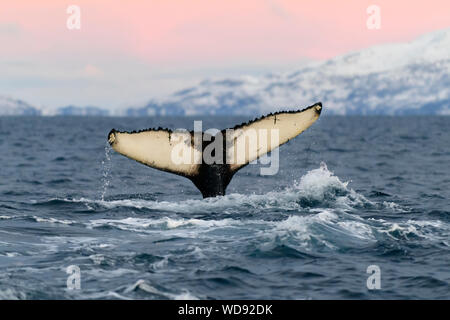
[108,102,322,198]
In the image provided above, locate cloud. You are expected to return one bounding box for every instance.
[81,64,103,77]
[2,1,450,111]
[0,23,22,35]
[265,0,290,19]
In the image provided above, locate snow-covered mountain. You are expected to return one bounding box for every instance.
[0,96,41,115]
[0,98,111,116]
[127,28,450,116]
[1,28,449,116]
[56,105,110,116]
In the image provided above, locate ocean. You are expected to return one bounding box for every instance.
[0,115,448,299]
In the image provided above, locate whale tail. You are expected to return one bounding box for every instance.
[108,102,322,198]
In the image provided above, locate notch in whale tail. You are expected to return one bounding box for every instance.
[107,102,322,198]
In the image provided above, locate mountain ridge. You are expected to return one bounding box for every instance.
[1,28,449,116]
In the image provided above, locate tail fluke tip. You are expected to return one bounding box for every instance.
[108,129,116,145]
[314,102,322,114]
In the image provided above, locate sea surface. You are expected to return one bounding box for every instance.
[0,116,449,299]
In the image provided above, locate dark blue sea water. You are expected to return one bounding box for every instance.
[0,116,449,299]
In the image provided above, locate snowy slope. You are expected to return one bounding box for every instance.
[0,96,41,115]
[1,28,449,116]
[56,105,110,116]
[128,28,450,116]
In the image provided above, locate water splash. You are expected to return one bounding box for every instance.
[124,279,199,300]
[100,143,112,201]
[42,162,401,215]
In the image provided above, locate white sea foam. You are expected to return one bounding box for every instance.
[85,268,139,278]
[124,279,199,300]
[150,256,169,270]
[295,162,349,199]
[65,162,380,215]
[271,210,377,250]
[376,218,449,244]
[0,288,26,300]
[32,216,75,225]
[31,163,436,252]
[0,252,21,257]
[87,216,239,232]
[382,201,411,213]
[89,254,106,265]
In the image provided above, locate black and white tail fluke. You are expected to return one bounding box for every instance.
[108,128,201,178]
[226,102,322,172]
[108,102,322,198]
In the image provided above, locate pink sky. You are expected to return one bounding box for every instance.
[1,0,450,62]
[0,1,449,108]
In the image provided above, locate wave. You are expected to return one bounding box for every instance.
[84,211,449,253]
[39,163,391,215]
[0,288,27,300]
[376,219,450,244]
[74,279,201,300]
[88,216,238,231]
[30,216,76,225]
[24,163,448,252]
[123,279,199,300]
